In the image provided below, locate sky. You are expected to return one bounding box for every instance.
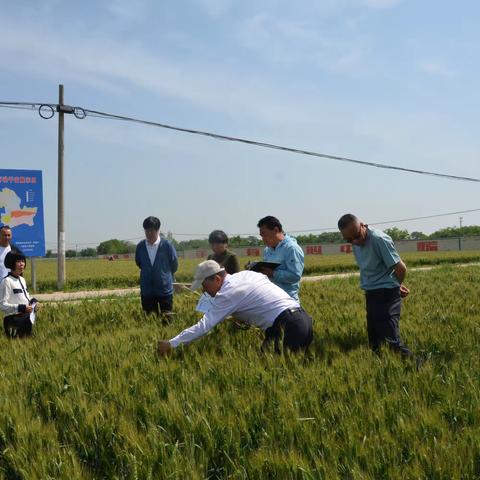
[1,0,479,250]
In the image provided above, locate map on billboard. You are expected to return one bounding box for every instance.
[0,169,46,257]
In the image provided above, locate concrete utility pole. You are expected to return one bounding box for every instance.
[459,217,463,228]
[57,84,65,290]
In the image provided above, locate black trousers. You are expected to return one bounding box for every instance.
[141,294,173,315]
[365,288,411,356]
[4,314,32,338]
[263,307,313,353]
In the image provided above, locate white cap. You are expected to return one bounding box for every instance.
[190,260,225,291]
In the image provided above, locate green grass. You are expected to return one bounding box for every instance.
[25,250,480,293]
[0,265,479,478]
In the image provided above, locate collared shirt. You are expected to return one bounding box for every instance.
[0,245,11,280]
[145,236,161,266]
[263,234,304,301]
[353,227,401,290]
[169,270,299,348]
[0,273,30,315]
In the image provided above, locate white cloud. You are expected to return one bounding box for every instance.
[107,0,150,23]
[362,0,402,8]
[418,60,456,78]
[193,0,233,18]
[237,14,370,74]
[0,16,355,128]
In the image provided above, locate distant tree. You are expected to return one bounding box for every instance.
[165,231,179,249]
[176,239,209,251]
[384,227,410,240]
[97,239,135,255]
[318,232,343,244]
[295,232,343,244]
[430,225,480,239]
[224,236,261,247]
[45,249,53,258]
[80,247,97,257]
[409,231,428,240]
[66,249,77,258]
[295,234,320,244]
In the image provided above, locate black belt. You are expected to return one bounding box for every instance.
[286,307,303,314]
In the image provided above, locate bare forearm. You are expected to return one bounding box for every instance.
[393,260,407,283]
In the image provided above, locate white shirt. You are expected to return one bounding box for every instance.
[169,270,299,348]
[0,245,11,280]
[0,274,31,316]
[145,236,161,266]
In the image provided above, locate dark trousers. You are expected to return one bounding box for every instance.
[365,288,411,356]
[263,307,313,353]
[4,314,32,338]
[141,294,173,315]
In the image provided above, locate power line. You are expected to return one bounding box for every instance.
[1,100,479,183]
[85,108,480,183]
[370,208,480,227]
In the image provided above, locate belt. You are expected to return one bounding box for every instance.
[287,307,303,314]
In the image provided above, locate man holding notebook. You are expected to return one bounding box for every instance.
[256,216,304,301]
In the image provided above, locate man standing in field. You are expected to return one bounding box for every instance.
[157,260,313,356]
[256,216,304,302]
[338,214,412,356]
[0,225,22,281]
[135,216,178,316]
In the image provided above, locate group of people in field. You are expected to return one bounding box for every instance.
[0,214,414,362]
[134,215,413,359]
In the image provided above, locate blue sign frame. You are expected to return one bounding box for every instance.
[0,169,46,257]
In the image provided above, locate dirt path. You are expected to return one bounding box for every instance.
[35,262,480,302]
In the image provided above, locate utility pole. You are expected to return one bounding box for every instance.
[57,84,65,290]
[459,216,463,228]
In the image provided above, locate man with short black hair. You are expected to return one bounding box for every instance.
[256,216,304,302]
[338,213,412,356]
[157,260,314,356]
[135,216,178,316]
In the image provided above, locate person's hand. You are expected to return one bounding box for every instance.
[260,267,274,278]
[25,305,33,314]
[400,284,410,298]
[157,340,172,357]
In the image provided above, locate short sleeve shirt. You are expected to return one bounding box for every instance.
[353,227,401,290]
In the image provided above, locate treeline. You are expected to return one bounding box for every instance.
[296,225,480,243]
[45,226,480,257]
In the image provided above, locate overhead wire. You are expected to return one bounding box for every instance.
[84,107,480,183]
[0,101,479,182]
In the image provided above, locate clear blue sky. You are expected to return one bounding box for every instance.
[1,0,479,250]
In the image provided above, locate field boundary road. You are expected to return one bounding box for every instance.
[35,262,480,303]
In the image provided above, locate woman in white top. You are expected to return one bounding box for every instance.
[0,252,39,338]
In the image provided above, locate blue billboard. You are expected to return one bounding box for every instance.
[0,169,46,257]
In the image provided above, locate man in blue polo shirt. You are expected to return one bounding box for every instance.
[338,213,411,356]
[256,216,304,302]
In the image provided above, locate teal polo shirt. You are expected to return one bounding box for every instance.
[352,227,401,291]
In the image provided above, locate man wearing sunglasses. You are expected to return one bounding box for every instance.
[338,213,412,357]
